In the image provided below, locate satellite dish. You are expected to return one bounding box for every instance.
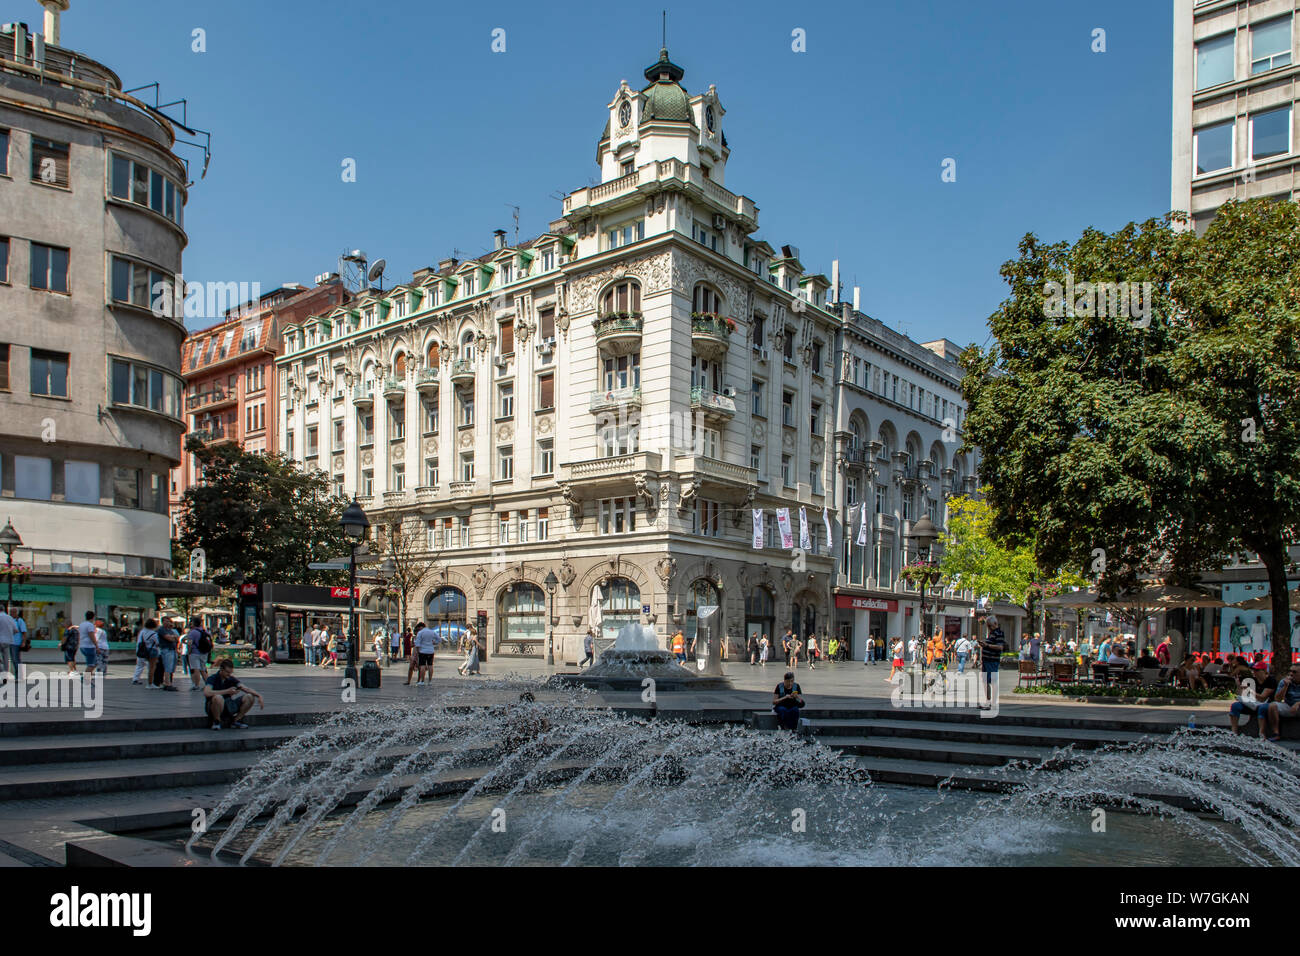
[368,258,387,292]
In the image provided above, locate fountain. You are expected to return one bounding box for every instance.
[557,622,732,691]
[177,681,1298,867]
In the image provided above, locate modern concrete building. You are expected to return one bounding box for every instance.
[276,49,981,664]
[1172,0,1298,231]
[169,279,349,535]
[0,4,212,640]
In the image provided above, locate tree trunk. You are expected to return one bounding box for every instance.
[1254,538,1293,677]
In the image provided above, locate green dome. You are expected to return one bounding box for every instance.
[640,47,693,124]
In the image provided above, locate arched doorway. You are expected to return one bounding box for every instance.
[745,586,775,656]
[497,582,546,656]
[792,592,820,641]
[596,577,641,641]
[426,586,467,646]
[685,579,721,657]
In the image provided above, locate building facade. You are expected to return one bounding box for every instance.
[1173,0,1298,231]
[169,279,348,534]
[276,49,980,663]
[0,7,212,638]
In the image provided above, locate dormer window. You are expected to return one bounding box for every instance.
[364,307,375,328]
[394,296,407,318]
[499,262,513,285]
[463,273,476,296]
[541,246,555,271]
[621,159,634,176]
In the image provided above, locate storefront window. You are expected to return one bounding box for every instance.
[597,577,640,641]
[685,579,721,647]
[500,583,545,644]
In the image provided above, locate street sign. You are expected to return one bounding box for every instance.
[308,562,349,571]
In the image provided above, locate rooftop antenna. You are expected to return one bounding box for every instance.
[662,10,666,48]
[506,203,520,245]
[339,249,367,293]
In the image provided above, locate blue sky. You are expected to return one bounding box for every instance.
[59,0,1173,346]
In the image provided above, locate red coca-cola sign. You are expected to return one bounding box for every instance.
[240,583,258,596]
[330,586,359,599]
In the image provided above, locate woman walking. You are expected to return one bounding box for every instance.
[457,632,480,675]
[887,638,905,682]
[806,634,818,670]
[323,632,339,669]
[759,633,770,666]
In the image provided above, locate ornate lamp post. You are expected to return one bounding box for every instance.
[0,518,22,615]
[544,570,558,666]
[231,570,245,647]
[904,516,941,641]
[340,498,370,685]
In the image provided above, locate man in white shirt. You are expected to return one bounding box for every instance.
[77,611,99,674]
[907,637,919,665]
[413,621,439,686]
[955,635,974,673]
[94,620,110,675]
[306,625,319,666]
[864,636,875,665]
[0,609,15,682]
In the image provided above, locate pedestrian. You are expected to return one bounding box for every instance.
[865,636,875,665]
[789,636,801,669]
[887,638,904,682]
[759,633,770,665]
[179,626,191,677]
[458,631,480,675]
[132,619,159,684]
[62,622,79,674]
[402,627,413,662]
[781,629,793,667]
[671,630,686,663]
[413,621,438,686]
[9,611,26,679]
[75,610,98,676]
[955,633,973,674]
[827,635,838,663]
[324,633,339,669]
[806,634,818,670]
[187,618,211,690]
[94,619,110,676]
[748,631,758,665]
[389,626,401,663]
[580,630,595,668]
[978,620,1008,709]
[305,624,319,666]
[156,619,180,690]
[0,606,14,683]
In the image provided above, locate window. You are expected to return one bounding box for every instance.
[604,352,640,390]
[427,520,441,550]
[690,355,722,392]
[537,507,550,541]
[691,221,719,252]
[693,499,722,537]
[810,402,821,433]
[31,137,70,187]
[0,128,7,175]
[460,452,474,482]
[902,491,914,521]
[113,467,140,509]
[537,373,554,409]
[363,308,375,328]
[782,391,794,427]
[599,497,637,534]
[847,480,858,507]
[390,404,405,441]
[782,455,792,487]
[752,314,765,348]
[286,431,295,457]
[459,393,474,427]
[461,332,475,362]
[811,341,823,374]
[30,349,68,397]
[0,343,7,390]
[333,418,345,450]
[15,456,53,500]
[359,411,374,445]
[498,445,514,481]
[620,159,634,176]
[875,484,887,514]
[108,153,181,223]
[599,422,639,457]
[1251,106,1291,161]
[691,424,720,458]
[538,439,554,475]
[306,425,319,458]
[111,256,172,312]
[499,512,511,545]
[64,460,99,505]
[423,398,439,434]
[1196,32,1235,89]
[783,329,794,362]
[361,469,374,496]
[752,378,765,416]
[541,248,556,271]
[440,518,456,551]
[605,220,645,250]
[394,296,407,319]
[692,284,724,316]
[539,307,556,340]
[599,280,641,315]
[518,509,530,544]
[875,544,894,588]
[498,382,514,419]
[1251,17,1292,74]
[499,319,515,355]
[0,237,8,283]
[750,444,761,471]
[110,358,179,415]
[425,457,439,487]
[391,463,405,492]
[30,242,69,293]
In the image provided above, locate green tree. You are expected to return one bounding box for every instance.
[176,437,352,588]
[961,200,1300,673]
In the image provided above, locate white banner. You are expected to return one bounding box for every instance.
[752,508,764,549]
[776,508,794,549]
[799,507,811,550]
[856,501,869,546]
[822,507,832,550]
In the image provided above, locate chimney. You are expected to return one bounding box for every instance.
[830,259,839,304]
[40,0,67,45]
[852,287,860,312]
[493,229,507,250]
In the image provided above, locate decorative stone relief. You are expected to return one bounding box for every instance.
[537,415,553,435]
[424,438,437,455]
[333,456,344,472]
[783,432,794,450]
[392,444,404,461]
[569,251,673,313]
[496,423,513,442]
[471,566,489,596]
[560,483,582,528]
[361,450,374,466]
[655,555,676,585]
[812,439,823,459]
[782,571,794,595]
[459,432,474,449]
[559,558,576,589]
[751,423,765,441]
[677,478,700,513]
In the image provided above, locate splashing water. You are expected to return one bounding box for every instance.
[186,683,1295,866]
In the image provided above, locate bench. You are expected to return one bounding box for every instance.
[1240,709,1300,740]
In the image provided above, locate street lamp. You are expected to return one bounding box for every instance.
[0,518,22,615]
[906,515,941,642]
[231,570,245,648]
[544,570,558,666]
[340,498,370,685]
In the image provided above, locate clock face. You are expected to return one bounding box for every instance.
[705,105,715,132]
[618,101,631,128]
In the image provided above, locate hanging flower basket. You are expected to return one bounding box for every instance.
[0,564,32,585]
[899,559,941,589]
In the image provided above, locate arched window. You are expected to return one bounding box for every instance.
[599,280,641,317]
[850,420,864,452]
[745,587,774,618]
[877,426,894,460]
[393,353,407,376]
[460,331,475,362]
[427,342,441,367]
[685,579,721,647]
[692,283,724,316]
[361,361,375,390]
[500,583,546,645]
[596,577,641,640]
[426,586,466,622]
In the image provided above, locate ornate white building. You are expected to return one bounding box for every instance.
[276,49,979,662]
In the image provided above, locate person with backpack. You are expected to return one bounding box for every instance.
[62,623,80,674]
[133,619,159,684]
[187,617,212,690]
[155,619,180,691]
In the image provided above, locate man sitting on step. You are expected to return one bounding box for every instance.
[772,671,805,732]
[203,658,265,730]
[1263,663,1300,742]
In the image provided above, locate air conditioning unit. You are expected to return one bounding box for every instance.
[494,355,509,369]
[755,348,770,362]
[711,214,726,230]
[536,339,554,357]
[722,386,737,398]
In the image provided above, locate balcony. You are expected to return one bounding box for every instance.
[194,423,232,443]
[450,359,475,386]
[690,386,736,424]
[877,513,898,532]
[449,480,475,498]
[416,367,440,394]
[352,384,374,408]
[382,490,408,507]
[589,386,642,415]
[592,312,643,356]
[673,454,757,490]
[557,451,663,496]
[185,386,236,412]
[384,377,406,400]
[561,161,757,228]
[690,313,734,362]
[415,485,439,503]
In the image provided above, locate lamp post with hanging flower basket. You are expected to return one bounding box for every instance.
[903,516,943,641]
[0,519,26,615]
